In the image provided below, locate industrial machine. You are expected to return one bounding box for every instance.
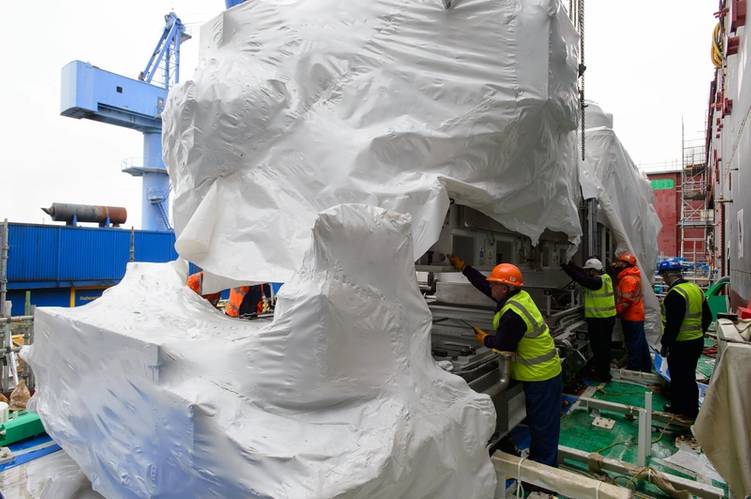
[60,13,190,231]
[418,204,603,441]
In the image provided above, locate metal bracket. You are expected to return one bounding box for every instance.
[592,416,616,430]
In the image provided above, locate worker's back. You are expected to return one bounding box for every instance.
[616,266,644,321]
[226,284,271,317]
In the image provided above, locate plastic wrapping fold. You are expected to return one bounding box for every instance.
[162,0,582,291]
[693,342,751,497]
[0,450,102,499]
[26,1,584,495]
[27,204,497,499]
[579,102,663,343]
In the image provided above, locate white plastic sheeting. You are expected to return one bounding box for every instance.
[693,340,751,497]
[0,450,102,499]
[27,204,497,499]
[162,0,582,289]
[579,101,662,342]
[26,1,587,495]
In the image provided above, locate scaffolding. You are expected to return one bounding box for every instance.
[680,141,713,282]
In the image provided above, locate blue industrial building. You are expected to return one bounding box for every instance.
[5,223,178,316]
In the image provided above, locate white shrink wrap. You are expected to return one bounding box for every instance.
[162,0,582,288]
[579,101,663,342]
[27,204,497,499]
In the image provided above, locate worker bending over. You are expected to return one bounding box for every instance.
[658,260,711,419]
[611,252,651,372]
[562,258,616,382]
[450,256,562,468]
[187,271,220,307]
[226,284,272,318]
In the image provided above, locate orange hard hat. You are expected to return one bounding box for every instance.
[617,252,636,266]
[487,263,523,287]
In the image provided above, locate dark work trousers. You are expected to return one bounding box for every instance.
[621,320,652,372]
[523,373,562,468]
[586,317,615,379]
[667,338,704,418]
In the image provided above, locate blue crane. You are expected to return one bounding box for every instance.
[60,13,190,231]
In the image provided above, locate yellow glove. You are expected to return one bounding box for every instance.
[473,326,488,345]
[448,254,466,271]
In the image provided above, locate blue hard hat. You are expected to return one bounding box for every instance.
[658,259,684,273]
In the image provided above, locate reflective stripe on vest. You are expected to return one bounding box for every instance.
[492,290,561,382]
[619,289,642,299]
[666,282,704,342]
[494,301,546,337]
[583,273,617,318]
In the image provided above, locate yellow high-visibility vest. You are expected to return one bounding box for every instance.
[663,281,704,342]
[583,273,617,319]
[492,290,561,382]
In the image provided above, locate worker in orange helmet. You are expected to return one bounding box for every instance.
[450,255,562,471]
[610,251,651,372]
[186,271,220,307]
[226,284,272,318]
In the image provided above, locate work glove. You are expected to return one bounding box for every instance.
[448,254,465,271]
[660,344,670,357]
[473,326,488,345]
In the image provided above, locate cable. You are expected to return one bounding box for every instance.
[711,23,723,69]
[515,456,527,499]
[594,438,633,454]
[651,415,675,445]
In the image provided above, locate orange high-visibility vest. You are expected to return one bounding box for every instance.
[616,267,645,321]
[187,272,221,305]
[226,286,251,317]
[187,272,203,294]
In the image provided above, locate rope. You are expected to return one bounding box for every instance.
[595,478,602,499]
[588,452,693,499]
[632,467,691,499]
[515,456,527,499]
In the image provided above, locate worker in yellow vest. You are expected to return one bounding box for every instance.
[450,256,562,469]
[562,258,617,382]
[658,259,712,419]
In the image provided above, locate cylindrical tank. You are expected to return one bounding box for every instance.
[42,203,127,226]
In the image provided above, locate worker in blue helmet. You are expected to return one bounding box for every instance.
[658,259,712,419]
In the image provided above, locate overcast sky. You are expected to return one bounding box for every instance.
[0,1,716,228]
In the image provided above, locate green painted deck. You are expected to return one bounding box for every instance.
[559,381,728,497]
[696,337,718,381]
